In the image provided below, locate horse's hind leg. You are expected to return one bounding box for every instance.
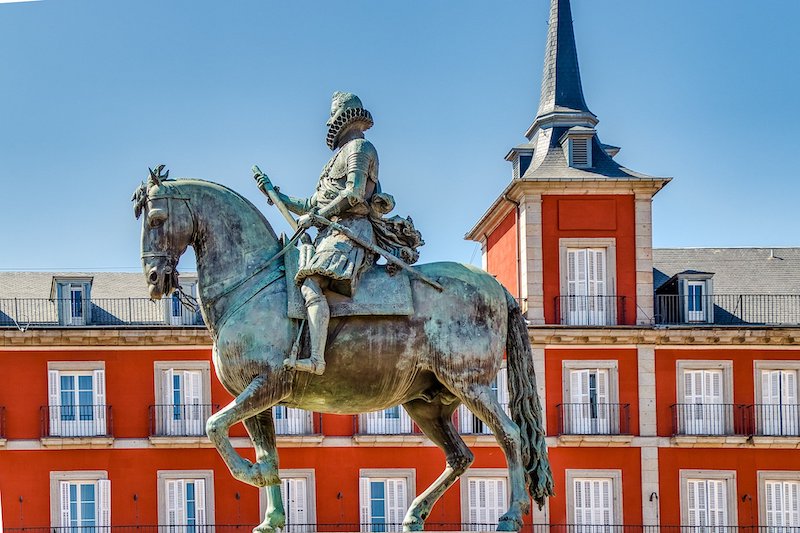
[401,397,474,532]
[456,384,529,532]
[206,374,286,487]
[243,409,285,533]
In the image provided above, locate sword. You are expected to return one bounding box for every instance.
[252,165,299,231]
[310,213,444,292]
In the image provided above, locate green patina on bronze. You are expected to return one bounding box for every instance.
[132,94,553,533]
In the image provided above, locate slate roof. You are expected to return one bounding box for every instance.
[537,0,592,117]
[653,248,800,295]
[0,272,152,299]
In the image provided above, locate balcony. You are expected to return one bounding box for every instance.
[656,294,800,326]
[671,403,749,443]
[750,403,800,438]
[41,404,113,445]
[555,296,627,326]
[354,408,422,445]
[150,404,218,438]
[0,297,203,327]
[557,403,631,435]
[274,406,321,436]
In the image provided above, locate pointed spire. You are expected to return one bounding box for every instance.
[526,0,596,138]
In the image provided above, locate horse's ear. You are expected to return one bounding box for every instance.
[163,169,169,179]
[148,166,161,187]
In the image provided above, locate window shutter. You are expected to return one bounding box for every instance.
[496,367,509,414]
[289,478,308,528]
[48,370,60,436]
[93,369,106,435]
[364,411,380,434]
[59,481,72,527]
[359,477,370,532]
[386,478,407,531]
[493,479,507,525]
[789,481,800,526]
[573,479,588,525]
[766,480,780,526]
[706,479,727,527]
[574,478,612,526]
[687,480,703,527]
[704,370,723,404]
[166,479,177,526]
[596,370,610,432]
[399,408,412,434]
[194,479,207,526]
[570,138,590,167]
[784,371,798,404]
[567,250,577,298]
[97,479,111,528]
[184,371,203,434]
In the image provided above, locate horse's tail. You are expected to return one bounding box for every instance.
[505,289,554,508]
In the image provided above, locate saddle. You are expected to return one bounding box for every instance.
[284,244,414,320]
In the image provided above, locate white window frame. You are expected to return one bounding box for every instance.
[676,360,734,435]
[458,364,509,435]
[49,471,110,529]
[565,469,623,528]
[259,469,317,533]
[53,277,92,326]
[460,468,509,531]
[153,361,212,437]
[359,468,415,533]
[758,471,800,529]
[165,277,199,325]
[680,277,714,323]
[47,361,106,437]
[559,238,617,326]
[754,361,800,436]
[679,469,738,528]
[157,470,215,529]
[562,361,620,435]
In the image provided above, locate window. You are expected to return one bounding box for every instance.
[559,239,617,326]
[47,363,106,437]
[562,361,620,435]
[166,279,199,325]
[676,361,733,436]
[359,469,414,533]
[569,138,591,168]
[274,406,314,435]
[359,407,413,435]
[680,470,737,530]
[158,471,214,531]
[566,470,622,531]
[261,470,317,533]
[759,472,800,529]
[755,363,800,436]
[153,362,212,437]
[50,471,110,529]
[461,469,508,531]
[458,367,509,435]
[54,279,92,326]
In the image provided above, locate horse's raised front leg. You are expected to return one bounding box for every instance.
[206,374,285,487]
[243,409,285,533]
[401,397,474,532]
[457,384,529,532]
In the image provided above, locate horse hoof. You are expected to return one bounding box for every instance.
[496,516,522,532]
[403,522,424,532]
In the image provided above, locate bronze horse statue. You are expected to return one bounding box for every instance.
[133,168,553,532]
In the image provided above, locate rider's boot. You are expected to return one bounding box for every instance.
[297,278,329,375]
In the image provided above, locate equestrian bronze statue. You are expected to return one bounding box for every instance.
[132,93,553,533]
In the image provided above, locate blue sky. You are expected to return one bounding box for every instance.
[1,0,799,272]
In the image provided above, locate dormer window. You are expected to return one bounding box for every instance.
[165,277,200,325]
[505,144,535,179]
[52,277,93,326]
[560,127,595,169]
[655,271,714,324]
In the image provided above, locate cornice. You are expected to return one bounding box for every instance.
[529,326,800,347]
[0,327,212,348]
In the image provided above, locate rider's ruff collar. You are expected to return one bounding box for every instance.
[326,107,373,150]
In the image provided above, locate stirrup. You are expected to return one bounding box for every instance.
[293,356,326,376]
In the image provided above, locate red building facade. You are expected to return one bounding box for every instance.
[3,0,800,531]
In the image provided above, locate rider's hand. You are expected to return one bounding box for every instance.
[297,213,315,230]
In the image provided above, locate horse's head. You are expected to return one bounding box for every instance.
[132,165,194,300]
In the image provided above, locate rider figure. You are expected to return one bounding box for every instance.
[256,92,379,376]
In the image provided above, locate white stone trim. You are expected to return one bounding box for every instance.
[532,345,546,429]
[679,469,738,527]
[562,360,621,406]
[156,469,216,526]
[637,346,657,437]
[49,470,108,527]
[565,469,624,526]
[634,194,654,325]
[518,193,543,324]
[359,468,416,505]
[640,446,660,527]
[757,470,800,527]
[47,361,104,372]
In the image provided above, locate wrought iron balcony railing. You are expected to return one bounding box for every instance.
[0,297,203,327]
[555,296,626,326]
[671,403,748,437]
[123,519,735,531]
[455,402,511,435]
[557,403,631,436]
[655,294,800,326]
[750,403,800,437]
[274,407,322,436]
[40,404,113,438]
[355,409,419,436]
[149,404,218,437]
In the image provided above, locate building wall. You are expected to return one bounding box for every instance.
[541,195,637,325]
[485,209,519,298]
